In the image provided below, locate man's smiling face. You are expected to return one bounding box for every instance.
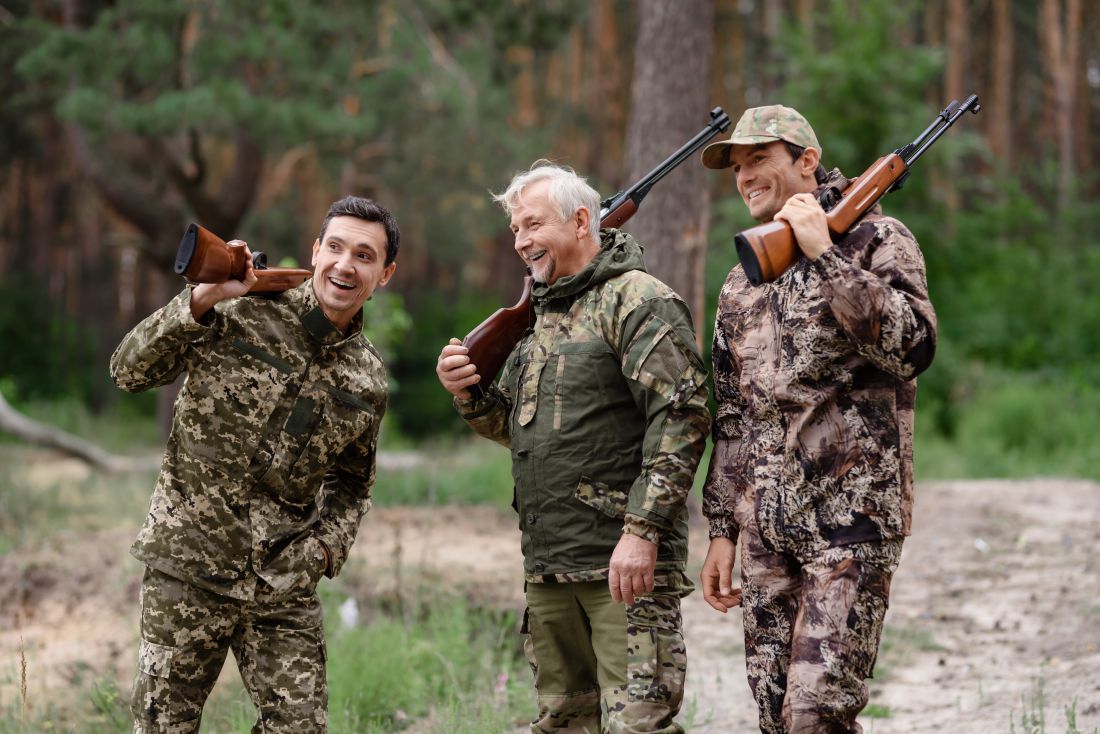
[311,216,396,331]
[730,141,818,223]
[509,179,591,285]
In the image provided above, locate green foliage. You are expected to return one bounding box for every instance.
[0,276,98,404]
[777,0,943,173]
[375,438,514,507]
[388,290,512,438]
[915,370,1100,482]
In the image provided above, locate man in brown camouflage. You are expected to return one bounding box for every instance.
[435,161,711,733]
[698,105,937,733]
[110,196,399,733]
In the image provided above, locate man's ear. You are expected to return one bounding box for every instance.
[311,238,320,267]
[801,147,821,177]
[574,206,591,239]
[378,261,397,288]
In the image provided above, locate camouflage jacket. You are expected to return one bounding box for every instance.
[110,281,385,601]
[457,230,711,583]
[703,180,936,552]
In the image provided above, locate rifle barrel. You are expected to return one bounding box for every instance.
[600,107,730,218]
[904,95,980,166]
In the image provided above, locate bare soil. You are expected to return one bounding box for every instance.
[3,456,1099,732]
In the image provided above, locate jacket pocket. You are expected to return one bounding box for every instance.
[259,534,327,596]
[264,384,375,507]
[137,639,176,679]
[574,475,628,519]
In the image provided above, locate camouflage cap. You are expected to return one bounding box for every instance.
[701,105,821,170]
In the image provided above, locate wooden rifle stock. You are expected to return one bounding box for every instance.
[461,107,733,398]
[734,94,981,285]
[175,223,312,293]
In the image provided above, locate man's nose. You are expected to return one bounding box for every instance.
[335,250,356,270]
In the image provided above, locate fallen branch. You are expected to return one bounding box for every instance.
[0,391,159,473]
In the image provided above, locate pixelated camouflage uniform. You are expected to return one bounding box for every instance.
[110,280,386,734]
[702,170,937,734]
[457,230,711,733]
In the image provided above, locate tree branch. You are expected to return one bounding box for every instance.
[0,391,159,473]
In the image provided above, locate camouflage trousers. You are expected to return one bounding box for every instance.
[522,574,692,734]
[130,566,327,734]
[736,496,901,734]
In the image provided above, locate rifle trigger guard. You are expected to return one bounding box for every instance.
[252,251,268,270]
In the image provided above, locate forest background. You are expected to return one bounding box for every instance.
[2,0,1100,732]
[1,0,1098,478]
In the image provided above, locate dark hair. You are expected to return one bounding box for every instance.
[318,196,401,266]
[783,142,828,185]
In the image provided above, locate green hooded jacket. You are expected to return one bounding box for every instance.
[458,229,711,581]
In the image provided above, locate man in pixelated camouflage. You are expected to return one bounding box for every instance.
[110,196,398,733]
[435,161,711,733]
[698,105,937,733]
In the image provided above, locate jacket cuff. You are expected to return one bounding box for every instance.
[176,286,219,332]
[454,391,498,420]
[708,515,739,545]
[623,513,662,544]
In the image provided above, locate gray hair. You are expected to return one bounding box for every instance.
[492,160,601,240]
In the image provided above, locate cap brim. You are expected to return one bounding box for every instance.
[701,135,783,169]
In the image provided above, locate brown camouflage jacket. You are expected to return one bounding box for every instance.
[110,281,385,600]
[703,178,937,552]
[457,230,711,583]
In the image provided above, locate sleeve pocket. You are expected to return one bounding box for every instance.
[574,475,628,519]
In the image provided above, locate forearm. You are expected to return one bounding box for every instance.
[109,287,212,392]
[625,386,710,539]
[313,467,373,578]
[701,436,743,544]
[814,236,937,379]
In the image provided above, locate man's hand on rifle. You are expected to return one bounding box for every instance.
[774,193,832,261]
[189,241,259,321]
[436,338,482,400]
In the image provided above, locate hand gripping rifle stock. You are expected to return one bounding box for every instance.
[175,223,312,293]
[460,107,732,399]
[734,94,981,285]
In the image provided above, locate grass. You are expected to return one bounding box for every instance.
[1008,674,1099,734]
[374,438,514,508]
[2,592,531,734]
[915,370,1100,482]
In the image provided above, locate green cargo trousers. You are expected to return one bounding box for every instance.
[130,566,327,734]
[523,574,691,734]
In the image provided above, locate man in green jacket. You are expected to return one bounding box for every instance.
[111,196,398,733]
[436,161,711,733]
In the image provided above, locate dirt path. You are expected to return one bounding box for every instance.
[3,467,1099,732]
[682,479,1100,733]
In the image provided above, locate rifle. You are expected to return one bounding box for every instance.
[734,94,981,285]
[461,107,732,398]
[174,223,312,293]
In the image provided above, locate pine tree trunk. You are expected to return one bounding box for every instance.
[622,0,715,340]
[989,0,1014,168]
